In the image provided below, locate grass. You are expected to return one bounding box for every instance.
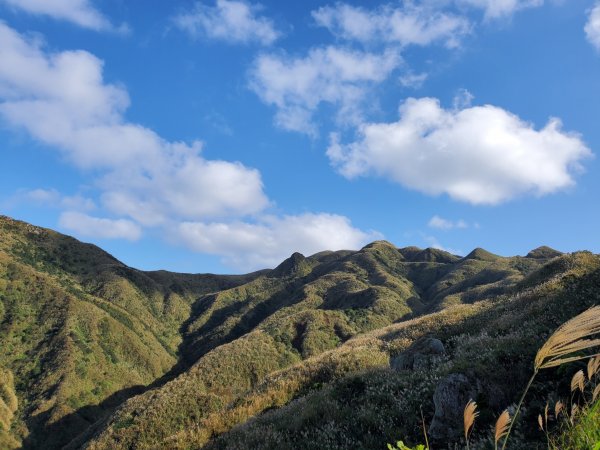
[0,214,587,449]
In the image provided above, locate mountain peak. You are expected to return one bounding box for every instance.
[526,246,563,259]
[270,252,310,277]
[463,248,500,261]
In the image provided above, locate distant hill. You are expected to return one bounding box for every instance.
[0,215,597,450]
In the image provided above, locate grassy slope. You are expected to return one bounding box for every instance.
[202,252,600,450]
[0,216,259,449]
[83,243,551,449]
[1,215,584,450]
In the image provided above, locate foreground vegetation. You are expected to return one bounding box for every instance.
[0,215,598,449]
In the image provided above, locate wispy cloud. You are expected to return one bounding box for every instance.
[250,46,401,135]
[423,235,462,255]
[173,0,279,45]
[312,3,471,48]
[0,0,126,32]
[9,188,96,211]
[399,71,428,89]
[585,2,600,51]
[59,212,142,241]
[428,215,469,230]
[457,0,544,21]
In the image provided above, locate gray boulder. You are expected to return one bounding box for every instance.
[429,373,482,443]
[390,337,445,371]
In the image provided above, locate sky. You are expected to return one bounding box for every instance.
[0,0,599,274]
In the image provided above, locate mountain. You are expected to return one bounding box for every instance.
[0,215,597,449]
[0,216,261,449]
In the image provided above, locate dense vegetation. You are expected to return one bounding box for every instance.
[0,214,597,449]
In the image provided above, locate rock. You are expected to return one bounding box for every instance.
[390,337,445,371]
[429,373,482,443]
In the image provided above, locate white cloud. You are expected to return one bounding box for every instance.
[0,0,123,31]
[59,212,142,241]
[428,215,469,230]
[250,46,401,134]
[423,235,462,255]
[312,3,471,48]
[0,22,379,265]
[0,22,269,228]
[173,0,279,45]
[585,2,600,50]
[16,188,96,211]
[399,71,428,89]
[176,213,380,271]
[457,0,544,20]
[327,96,592,205]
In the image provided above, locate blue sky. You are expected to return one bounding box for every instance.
[1,0,599,273]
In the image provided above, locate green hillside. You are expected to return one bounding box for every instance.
[1,215,598,450]
[79,242,558,449]
[0,216,260,449]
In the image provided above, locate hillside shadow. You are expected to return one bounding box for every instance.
[20,385,145,450]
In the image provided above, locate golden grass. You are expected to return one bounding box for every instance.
[502,305,600,450]
[534,306,600,370]
[570,370,585,394]
[554,400,564,418]
[494,409,510,449]
[587,355,600,380]
[463,400,478,449]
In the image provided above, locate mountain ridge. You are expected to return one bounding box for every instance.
[0,214,594,450]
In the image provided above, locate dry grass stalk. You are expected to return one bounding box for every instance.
[534,306,600,369]
[570,370,585,394]
[463,399,478,449]
[593,384,600,402]
[554,400,564,418]
[587,355,600,380]
[502,306,600,450]
[570,404,579,424]
[537,414,544,431]
[494,409,510,448]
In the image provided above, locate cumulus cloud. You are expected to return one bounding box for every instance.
[59,212,142,241]
[312,3,470,47]
[428,215,469,230]
[457,0,543,20]
[0,0,123,31]
[173,0,279,45]
[176,213,380,270]
[0,22,378,264]
[0,22,269,228]
[250,46,401,134]
[327,96,592,205]
[585,2,600,50]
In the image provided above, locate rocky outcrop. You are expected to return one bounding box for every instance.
[428,373,482,442]
[390,337,445,371]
